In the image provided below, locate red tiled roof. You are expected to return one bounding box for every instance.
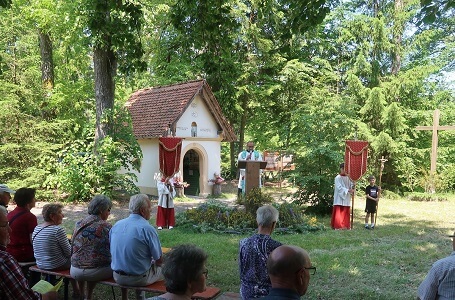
[125,79,236,141]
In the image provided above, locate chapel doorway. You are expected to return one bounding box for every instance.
[183,149,200,196]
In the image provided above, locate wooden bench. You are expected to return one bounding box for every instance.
[29,265,221,300]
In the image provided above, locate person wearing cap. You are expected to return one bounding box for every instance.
[0,205,58,300]
[259,245,315,299]
[0,184,15,208]
[331,163,355,230]
[417,232,455,300]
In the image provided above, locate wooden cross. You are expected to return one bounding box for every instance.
[416,109,455,174]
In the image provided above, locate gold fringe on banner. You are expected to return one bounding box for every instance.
[159,140,182,152]
[345,144,369,156]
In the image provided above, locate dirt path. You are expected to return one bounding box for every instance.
[16,196,237,231]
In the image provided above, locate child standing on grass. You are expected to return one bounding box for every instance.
[365,175,379,229]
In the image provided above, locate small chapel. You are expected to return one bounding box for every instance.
[125,79,236,197]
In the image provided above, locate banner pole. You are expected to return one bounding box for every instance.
[351,180,356,229]
[375,156,387,225]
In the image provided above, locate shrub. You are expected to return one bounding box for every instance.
[239,188,274,216]
[45,107,141,202]
[176,199,326,234]
[406,192,448,202]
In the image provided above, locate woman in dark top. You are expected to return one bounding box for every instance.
[239,205,282,299]
[7,187,37,262]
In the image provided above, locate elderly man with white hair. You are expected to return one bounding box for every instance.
[110,194,164,300]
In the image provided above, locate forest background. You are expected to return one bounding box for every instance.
[0,0,454,207]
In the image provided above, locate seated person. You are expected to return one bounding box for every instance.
[260,245,315,299]
[7,188,37,262]
[146,244,208,300]
[0,205,57,300]
[417,231,455,300]
[71,195,113,300]
[110,194,163,300]
[239,205,282,299]
[0,184,14,209]
[32,203,81,298]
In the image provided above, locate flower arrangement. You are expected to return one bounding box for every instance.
[209,172,225,185]
[174,176,189,188]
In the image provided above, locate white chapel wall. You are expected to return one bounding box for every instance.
[175,95,219,138]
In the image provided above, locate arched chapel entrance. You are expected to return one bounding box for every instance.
[183,149,200,195]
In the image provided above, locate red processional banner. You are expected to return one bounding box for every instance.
[344,140,369,181]
[159,137,182,179]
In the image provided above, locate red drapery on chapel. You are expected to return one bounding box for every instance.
[344,140,369,181]
[159,137,182,178]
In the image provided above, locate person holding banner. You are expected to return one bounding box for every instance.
[156,177,176,230]
[331,163,355,230]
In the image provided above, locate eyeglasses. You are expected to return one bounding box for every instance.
[0,221,9,228]
[202,269,208,279]
[304,266,317,275]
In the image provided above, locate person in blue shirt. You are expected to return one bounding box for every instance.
[110,194,164,300]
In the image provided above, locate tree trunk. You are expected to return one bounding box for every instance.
[93,46,116,144]
[38,29,54,90]
[391,0,404,75]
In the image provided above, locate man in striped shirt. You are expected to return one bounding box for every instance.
[417,232,455,300]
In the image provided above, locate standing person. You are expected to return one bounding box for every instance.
[331,163,355,230]
[110,194,164,300]
[7,188,37,262]
[239,205,282,299]
[70,195,113,300]
[32,203,81,298]
[0,184,15,209]
[146,244,208,300]
[364,175,379,229]
[156,177,175,230]
[417,231,455,300]
[237,141,263,196]
[259,245,315,299]
[0,205,58,300]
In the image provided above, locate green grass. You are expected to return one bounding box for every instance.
[57,194,455,299]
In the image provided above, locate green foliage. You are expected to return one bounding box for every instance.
[406,192,448,202]
[291,93,357,214]
[274,201,327,233]
[1,0,454,206]
[176,199,326,234]
[238,188,274,216]
[176,199,256,233]
[79,0,146,74]
[46,107,141,202]
[418,0,455,24]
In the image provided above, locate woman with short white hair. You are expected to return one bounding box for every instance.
[239,205,282,300]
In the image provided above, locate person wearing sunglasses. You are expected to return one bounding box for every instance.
[260,245,315,299]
